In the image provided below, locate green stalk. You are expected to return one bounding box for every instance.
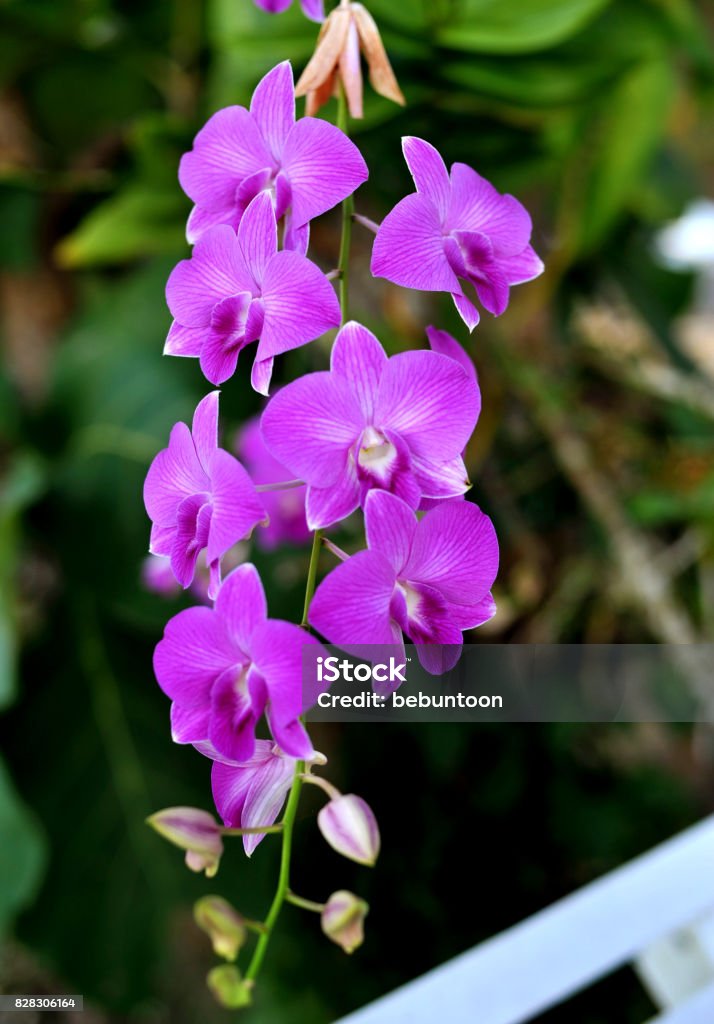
[301,528,323,627]
[244,765,304,980]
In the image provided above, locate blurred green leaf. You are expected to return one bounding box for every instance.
[0,756,46,937]
[56,186,188,268]
[0,454,46,710]
[437,0,611,54]
[562,55,675,254]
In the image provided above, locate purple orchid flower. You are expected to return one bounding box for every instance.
[154,563,317,762]
[372,137,544,331]
[260,321,480,530]
[252,0,324,22]
[309,490,498,674]
[211,741,302,856]
[144,392,266,598]
[235,417,311,550]
[179,61,367,249]
[165,192,340,394]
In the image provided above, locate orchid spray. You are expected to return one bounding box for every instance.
[144,0,543,1010]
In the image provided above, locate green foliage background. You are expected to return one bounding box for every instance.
[0,0,713,1020]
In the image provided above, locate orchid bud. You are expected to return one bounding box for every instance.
[146,806,223,877]
[206,965,254,1009]
[321,890,368,954]
[194,896,247,961]
[317,793,380,866]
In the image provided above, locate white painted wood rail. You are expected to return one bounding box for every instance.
[335,816,714,1024]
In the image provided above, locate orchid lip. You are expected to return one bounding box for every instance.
[356,426,397,479]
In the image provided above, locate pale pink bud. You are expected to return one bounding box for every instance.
[321,890,368,954]
[317,793,380,866]
[206,965,254,1009]
[194,896,247,961]
[146,806,223,877]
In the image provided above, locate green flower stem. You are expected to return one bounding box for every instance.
[244,763,304,981]
[285,890,325,914]
[301,527,323,627]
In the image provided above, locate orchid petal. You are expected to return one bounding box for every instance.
[454,591,497,631]
[505,244,544,284]
[206,448,266,564]
[250,355,274,396]
[331,321,387,421]
[299,0,325,22]
[248,620,317,732]
[165,320,203,357]
[261,372,362,484]
[425,326,476,380]
[240,752,295,854]
[371,192,459,293]
[411,452,471,498]
[446,163,532,257]
[402,137,450,220]
[404,500,499,608]
[364,490,416,574]
[191,391,220,474]
[451,290,481,331]
[257,250,340,359]
[237,191,278,286]
[171,495,211,587]
[166,225,253,328]
[179,106,272,210]
[153,606,234,705]
[249,61,295,163]
[171,701,211,744]
[282,116,368,228]
[144,422,209,527]
[305,463,360,530]
[209,666,263,763]
[376,350,479,462]
[214,564,267,652]
[309,549,398,646]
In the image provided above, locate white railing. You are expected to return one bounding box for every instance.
[335,816,714,1024]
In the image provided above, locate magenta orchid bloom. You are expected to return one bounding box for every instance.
[154,564,317,763]
[252,0,324,22]
[236,417,311,550]
[309,490,498,674]
[372,137,544,331]
[260,321,480,530]
[165,192,340,394]
[179,61,367,249]
[211,741,299,856]
[144,392,266,598]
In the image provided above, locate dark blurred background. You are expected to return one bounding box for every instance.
[1,1,714,1021]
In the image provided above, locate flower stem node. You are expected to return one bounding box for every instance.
[194,896,247,961]
[206,965,254,1009]
[317,793,380,866]
[321,890,369,953]
[146,806,223,877]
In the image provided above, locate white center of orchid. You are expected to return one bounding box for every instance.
[234,665,250,698]
[357,426,397,477]
[395,580,421,622]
